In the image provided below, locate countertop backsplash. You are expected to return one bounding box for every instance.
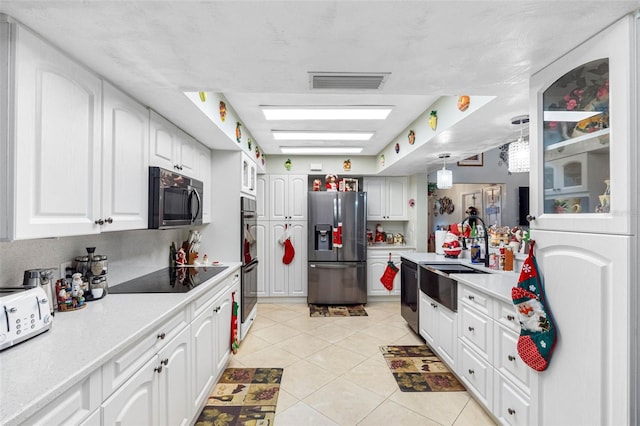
[0,228,192,287]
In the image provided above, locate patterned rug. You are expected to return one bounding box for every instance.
[195,367,283,426]
[309,304,368,317]
[380,345,465,392]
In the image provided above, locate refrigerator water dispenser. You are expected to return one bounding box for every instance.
[314,224,333,251]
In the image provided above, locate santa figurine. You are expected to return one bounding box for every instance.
[325,174,338,191]
[375,223,386,243]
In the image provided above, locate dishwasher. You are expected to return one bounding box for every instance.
[400,258,419,334]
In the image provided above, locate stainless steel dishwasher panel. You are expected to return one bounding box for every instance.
[307,262,367,304]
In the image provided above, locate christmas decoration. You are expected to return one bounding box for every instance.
[198,91,207,102]
[395,143,400,153]
[429,110,438,130]
[457,95,470,111]
[279,226,295,264]
[511,240,557,371]
[230,292,239,354]
[284,158,292,171]
[325,174,338,191]
[408,130,416,145]
[343,159,351,171]
[219,101,226,122]
[235,122,242,143]
[380,253,399,291]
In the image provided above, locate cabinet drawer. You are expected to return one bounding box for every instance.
[458,342,493,409]
[102,309,189,396]
[494,325,531,392]
[459,285,492,316]
[24,368,102,426]
[494,372,531,426]
[459,303,493,361]
[192,275,234,318]
[495,299,520,333]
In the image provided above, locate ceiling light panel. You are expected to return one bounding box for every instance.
[280,147,363,154]
[272,131,374,141]
[261,106,392,120]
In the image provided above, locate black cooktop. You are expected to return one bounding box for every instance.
[109,266,228,294]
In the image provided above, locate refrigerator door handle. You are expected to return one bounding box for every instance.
[333,198,338,227]
[309,263,353,269]
[337,196,342,223]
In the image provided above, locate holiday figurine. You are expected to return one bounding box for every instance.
[325,174,338,191]
[375,223,385,243]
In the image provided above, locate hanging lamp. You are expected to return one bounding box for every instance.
[508,115,530,173]
[437,153,453,189]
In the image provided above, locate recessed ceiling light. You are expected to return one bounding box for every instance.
[280,147,363,154]
[543,110,602,122]
[261,106,392,120]
[272,131,374,141]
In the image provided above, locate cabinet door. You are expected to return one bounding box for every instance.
[213,284,234,373]
[419,291,437,346]
[364,177,385,220]
[287,221,308,296]
[256,176,269,220]
[366,253,401,295]
[269,222,288,296]
[102,356,159,426]
[288,175,308,220]
[158,326,191,426]
[102,81,149,232]
[531,229,629,426]
[191,303,216,412]
[176,132,197,177]
[436,305,457,368]
[13,25,102,239]
[149,111,179,171]
[530,16,633,234]
[255,221,270,297]
[240,153,257,197]
[195,143,211,223]
[386,177,408,220]
[269,176,288,221]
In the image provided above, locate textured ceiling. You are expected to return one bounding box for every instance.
[2,1,639,174]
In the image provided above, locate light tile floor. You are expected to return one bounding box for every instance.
[229,302,497,426]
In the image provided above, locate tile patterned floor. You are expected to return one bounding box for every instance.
[229,302,497,426]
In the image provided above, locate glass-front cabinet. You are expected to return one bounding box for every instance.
[530,16,634,234]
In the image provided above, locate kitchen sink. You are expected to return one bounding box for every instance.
[424,264,489,275]
[419,264,487,312]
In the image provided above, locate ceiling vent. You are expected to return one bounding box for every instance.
[309,72,390,90]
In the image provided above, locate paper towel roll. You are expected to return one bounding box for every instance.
[435,230,448,255]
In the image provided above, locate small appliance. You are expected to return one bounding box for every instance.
[22,269,40,287]
[0,286,53,351]
[148,166,203,229]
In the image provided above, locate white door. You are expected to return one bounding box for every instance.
[269,176,288,221]
[213,287,234,373]
[269,222,288,296]
[254,221,270,297]
[149,111,178,171]
[190,304,216,411]
[13,25,102,239]
[256,176,269,220]
[288,175,308,221]
[386,177,408,220]
[102,81,149,231]
[364,177,385,220]
[531,229,630,426]
[287,221,307,296]
[157,327,191,426]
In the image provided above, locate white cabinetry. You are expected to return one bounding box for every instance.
[256,175,269,220]
[419,290,457,368]
[269,175,307,221]
[255,221,270,297]
[456,283,535,425]
[363,177,408,220]
[191,274,239,414]
[149,110,198,176]
[101,81,150,231]
[366,248,413,296]
[2,21,102,240]
[267,221,307,297]
[241,152,257,197]
[195,143,212,223]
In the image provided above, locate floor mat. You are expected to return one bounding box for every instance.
[380,345,466,392]
[195,367,283,426]
[309,304,368,317]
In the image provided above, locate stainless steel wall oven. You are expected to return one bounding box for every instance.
[240,197,258,325]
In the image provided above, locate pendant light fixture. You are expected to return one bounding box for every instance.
[508,115,530,173]
[437,153,453,189]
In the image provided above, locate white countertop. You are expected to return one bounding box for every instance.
[367,244,416,250]
[399,252,520,303]
[0,262,241,426]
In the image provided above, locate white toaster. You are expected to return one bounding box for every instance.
[0,286,53,351]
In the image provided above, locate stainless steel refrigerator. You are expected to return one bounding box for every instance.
[307,191,367,304]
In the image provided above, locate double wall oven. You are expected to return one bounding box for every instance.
[240,197,258,338]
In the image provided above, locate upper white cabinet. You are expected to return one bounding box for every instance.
[256,175,268,220]
[363,177,408,220]
[149,110,197,176]
[241,152,257,197]
[195,143,211,224]
[269,174,307,221]
[101,81,150,231]
[1,21,102,240]
[530,15,633,234]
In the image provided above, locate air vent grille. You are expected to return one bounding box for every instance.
[309,72,389,90]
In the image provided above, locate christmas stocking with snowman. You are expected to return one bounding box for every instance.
[511,240,557,371]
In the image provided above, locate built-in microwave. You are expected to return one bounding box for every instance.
[148,166,203,229]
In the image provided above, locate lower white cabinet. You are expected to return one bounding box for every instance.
[366,248,413,296]
[102,324,191,426]
[419,290,457,368]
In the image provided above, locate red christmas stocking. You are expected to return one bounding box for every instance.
[282,238,295,264]
[511,241,557,371]
[380,261,399,291]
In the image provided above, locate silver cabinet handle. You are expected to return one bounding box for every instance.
[526,214,535,222]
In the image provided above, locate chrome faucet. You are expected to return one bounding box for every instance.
[460,215,490,268]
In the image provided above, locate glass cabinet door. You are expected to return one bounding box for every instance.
[529,15,633,235]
